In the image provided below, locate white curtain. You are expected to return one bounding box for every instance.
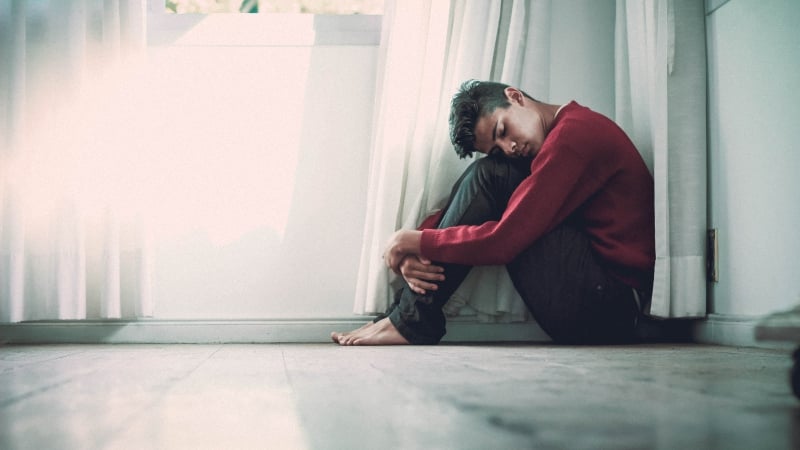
[354,0,554,321]
[0,0,152,323]
[615,0,707,318]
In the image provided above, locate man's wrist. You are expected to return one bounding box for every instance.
[401,230,423,255]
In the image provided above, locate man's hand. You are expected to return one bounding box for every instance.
[383,230,423,273]
[399,255,445,295]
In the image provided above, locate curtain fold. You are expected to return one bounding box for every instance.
[0,0,152,323]
[615,0,707,318]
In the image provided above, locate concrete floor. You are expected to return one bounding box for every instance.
[1,343,798,449]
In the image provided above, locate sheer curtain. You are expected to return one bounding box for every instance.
[615,0,707,318]
[0,0,152,322]
[354,0,553,321]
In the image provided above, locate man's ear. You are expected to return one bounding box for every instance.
[504,87,525,105]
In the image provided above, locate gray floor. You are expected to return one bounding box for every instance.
[1,343,798,450]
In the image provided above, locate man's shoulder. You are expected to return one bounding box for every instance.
[546,103,638,159]
[559,102,615,126]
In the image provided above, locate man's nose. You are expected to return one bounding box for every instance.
[503,141,517,156]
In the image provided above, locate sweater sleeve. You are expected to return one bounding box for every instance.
[420,121,620,266]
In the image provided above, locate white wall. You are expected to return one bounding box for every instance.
[548,0,616,118]
[144,16,379,319]
[706,0,800,316]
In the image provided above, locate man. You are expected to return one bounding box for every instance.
[332,80,655,345]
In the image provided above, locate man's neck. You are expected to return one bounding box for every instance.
[539,102,564,134]
[554,103,568,119]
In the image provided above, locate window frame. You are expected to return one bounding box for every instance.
[146,0,382,47]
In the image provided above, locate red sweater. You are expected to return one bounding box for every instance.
[420,101,655,288]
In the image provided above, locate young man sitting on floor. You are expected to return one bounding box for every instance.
[332,80,655,346]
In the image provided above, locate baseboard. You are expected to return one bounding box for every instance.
[13,315,790,348]
[692,314,794,350]
[0,318,550,344]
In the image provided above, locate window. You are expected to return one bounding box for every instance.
[164,0,384,15]
[148,0,382,46]
[139,0,382,319]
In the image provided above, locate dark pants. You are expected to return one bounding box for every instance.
[383,156,642,344]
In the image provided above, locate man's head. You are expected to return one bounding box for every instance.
[449,80,542,159]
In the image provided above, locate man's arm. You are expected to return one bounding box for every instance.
[419,135,620,266]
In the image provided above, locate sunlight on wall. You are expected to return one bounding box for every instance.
[8,10,377,318]
[136,46,311,246]
[19,45,310,248]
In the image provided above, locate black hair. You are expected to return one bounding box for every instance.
[448,80,535,159]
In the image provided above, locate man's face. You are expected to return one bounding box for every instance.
[473,88,547,159]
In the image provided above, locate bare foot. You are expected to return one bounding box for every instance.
[330,321,373,343]
[332,318,409,346]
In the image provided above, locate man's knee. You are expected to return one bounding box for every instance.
[469,156,508,187]
[464,156,529,201]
